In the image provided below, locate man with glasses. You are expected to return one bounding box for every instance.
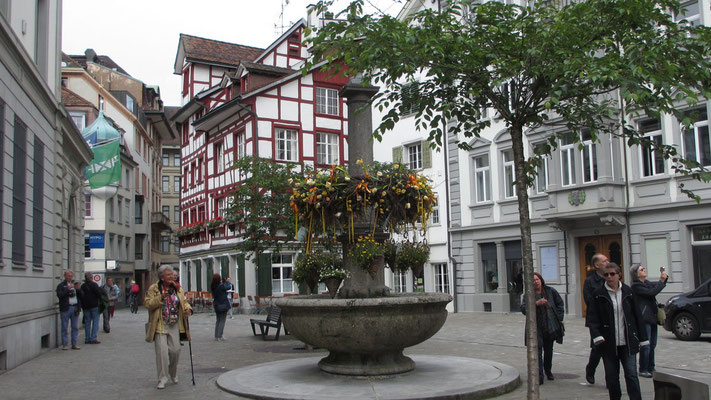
[586,262,648,400]
[583,253,609,384]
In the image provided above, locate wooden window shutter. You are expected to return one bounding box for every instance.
[421,140,432,169]
[392,146,403,163]
[257,252,273,296]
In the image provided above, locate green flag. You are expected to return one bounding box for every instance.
[86,139,121,189]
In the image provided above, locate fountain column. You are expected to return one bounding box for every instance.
[337,77,389,299]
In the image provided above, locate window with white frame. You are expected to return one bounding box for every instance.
[674,0,701,26]
[69,112,86,131]
[406,142,423,170]
[581,130,598,183]
[430,195,440,225]
[534,143,549,193]
[162,175,169,192]
[317,132,339,165]
[638,118,665,177]
[560,133,576,186]
[85,194,92,217]
[217,197,227,218]
[393,271,407,293]
[433,263,449,293]
[316,87,339,115]
[474,154,491,202]
[502,149,516,199]
[401,82,419,115]
[215,141,225,173]
[271,253,294,294]
[681,106,710,167]
[235,131,246,161]
[276,128,298,162]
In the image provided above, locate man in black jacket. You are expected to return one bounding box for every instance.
[583,253,608,384]
[78,272,103,344]
[587,262,649,400]
[56,270,82,350]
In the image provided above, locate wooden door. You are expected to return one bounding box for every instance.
[579,234,623,316]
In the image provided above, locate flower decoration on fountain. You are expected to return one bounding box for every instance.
[350,234,385,277]
[289,160,436,250]
[395,240,430,275]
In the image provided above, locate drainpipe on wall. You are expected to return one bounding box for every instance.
[442,116,457,312]
[563,227,569,314]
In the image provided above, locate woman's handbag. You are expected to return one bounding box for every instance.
[657,304,666,326]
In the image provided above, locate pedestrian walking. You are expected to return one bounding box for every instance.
[78,272,103,344]
[520,272,565,384]
[630,264,668,378]
[225,277,235,319]
[102,277,118,333]
[587,262,648,400]
[56,270,82,350]
[211,274,230,340]
[145,265,192,389]
[583,253,609,384]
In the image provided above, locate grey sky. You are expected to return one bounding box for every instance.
[62,0,402,107]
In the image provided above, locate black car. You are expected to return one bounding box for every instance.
[664,278,711,341]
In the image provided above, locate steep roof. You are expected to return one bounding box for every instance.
[68,52,130,75]
[176,34,264,71]
[61,86,96,109]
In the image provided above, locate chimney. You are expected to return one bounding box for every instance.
[84,48,97,63]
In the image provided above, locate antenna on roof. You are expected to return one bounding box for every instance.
[275,0,291,35]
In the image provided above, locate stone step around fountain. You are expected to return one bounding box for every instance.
[217,355,520,400]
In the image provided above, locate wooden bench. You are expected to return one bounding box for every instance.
[249,306,285,341]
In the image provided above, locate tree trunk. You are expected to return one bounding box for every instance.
[510,124,539,400]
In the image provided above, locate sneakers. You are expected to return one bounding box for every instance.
[156,381,166,389]
[171,376,179,384]
[71,345,81,350]
[639,371,653,378]
[62,345,69,350]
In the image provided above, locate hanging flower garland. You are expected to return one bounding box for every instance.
[289,161,436,248]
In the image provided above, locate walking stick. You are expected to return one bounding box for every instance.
[185,316,195,385]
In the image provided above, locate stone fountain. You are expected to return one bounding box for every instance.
[217,77,520,399]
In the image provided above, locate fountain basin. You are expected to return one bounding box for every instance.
[275,292,452,376]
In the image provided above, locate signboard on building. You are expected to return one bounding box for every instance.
[89,233,105,249]
[106,260,117,270]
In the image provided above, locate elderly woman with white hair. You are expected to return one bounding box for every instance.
[145,265,192,389]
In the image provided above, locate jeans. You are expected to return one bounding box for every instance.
[83,307,100,343]
[639,323,658,373]
[60,304,80,346]
[215,311,227,339]
[102,306,111,333]
[602,345,642,400]
[228,297,233,318]
[538,337,554,376]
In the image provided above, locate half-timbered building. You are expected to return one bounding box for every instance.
[174,19,350,309]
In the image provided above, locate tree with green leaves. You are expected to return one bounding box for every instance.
[305,0,711,397]
[226,156,298,292]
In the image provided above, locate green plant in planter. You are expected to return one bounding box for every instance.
[320,264,348,281]
[396,241,430,273]
[294,253,326,293]
[383,239,402,273]
[350,234,385,270]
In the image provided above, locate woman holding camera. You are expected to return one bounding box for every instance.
[630,264,668,378]
[145,266,192,389]
[211,274,230,341]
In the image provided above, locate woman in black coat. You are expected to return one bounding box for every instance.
[520,272,565,384]
[210,274,230,341]
[630,264,668,378]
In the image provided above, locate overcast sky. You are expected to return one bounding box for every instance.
[62,0,403,107]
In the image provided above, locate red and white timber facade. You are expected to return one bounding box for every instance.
[173,19,349,306]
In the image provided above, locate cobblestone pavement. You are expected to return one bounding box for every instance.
[2,308,709,399]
